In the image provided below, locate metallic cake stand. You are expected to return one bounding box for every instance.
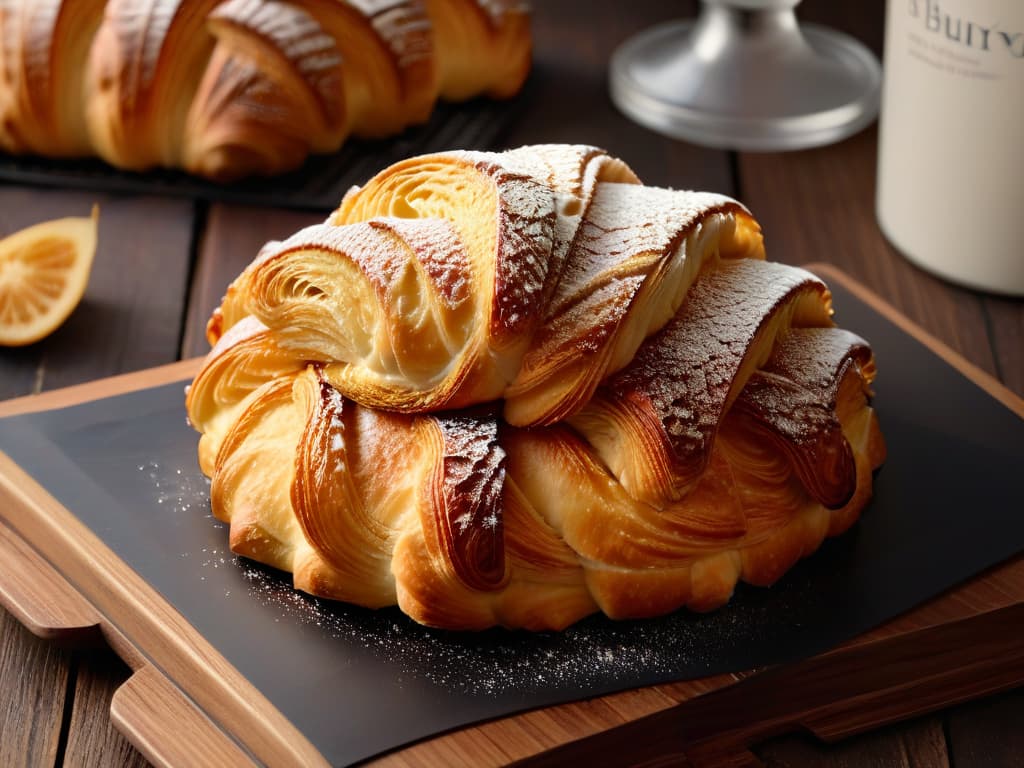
[609,0,882,151]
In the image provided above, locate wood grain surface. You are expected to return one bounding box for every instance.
[0,611,70,768]
[0,0,1021,766]
[65,652,150,768]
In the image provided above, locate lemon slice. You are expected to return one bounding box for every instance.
[0,206,99,346]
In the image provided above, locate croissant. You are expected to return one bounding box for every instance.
[186,144,886,630]
[209,145,766,420]
[0,0,530,180]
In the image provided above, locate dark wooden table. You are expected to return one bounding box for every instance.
[1,1,1022,765]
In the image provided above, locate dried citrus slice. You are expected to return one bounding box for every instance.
[0,206,99,346]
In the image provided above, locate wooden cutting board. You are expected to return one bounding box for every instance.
[0,265,1022,768]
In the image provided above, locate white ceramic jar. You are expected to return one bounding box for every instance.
[876,0,1024,296]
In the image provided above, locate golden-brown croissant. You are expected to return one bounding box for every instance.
[209,145,765,420]
[0,0,530,180]
[186,144,885,630]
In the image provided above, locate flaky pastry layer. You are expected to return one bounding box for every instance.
[187,148,885,631]
[0,0,531,179]
[209,145,765,421]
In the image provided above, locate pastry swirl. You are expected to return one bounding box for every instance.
[187,144,885,630]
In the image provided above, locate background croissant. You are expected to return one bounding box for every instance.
[186,144,886,630]
[0,0,530,180]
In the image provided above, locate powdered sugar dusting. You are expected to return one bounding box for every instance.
[738,372,825,444]
[598,260,826,481]
[738,326,872,447]
[555,184,730,307]
[435,414,507,590]
[211,0,342,123]
[767,327,871,398]
[234,556,824,696]
[349,0,433,69]
[374,217,474,309]
[500,145,637,291]
[138,460,211,516]
[477,0,530,27]
[734,368,857,509]
[260,221,399,301]
[481,160,557,342]
[104,0,181,103]
[448,149,558,340]
[258,217,474,314]
[7,2,59,109]
[521,185,735,378]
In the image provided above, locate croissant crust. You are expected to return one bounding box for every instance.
[0,0,532,179]
[187,144,885,630]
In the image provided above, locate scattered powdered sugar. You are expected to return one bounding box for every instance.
[232,555,829,697]
[134,458,835,698]
[137,460,211,517]
[197,547,232,583]
[235,558,664,694]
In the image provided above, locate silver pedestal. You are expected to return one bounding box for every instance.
[609,1,882,151]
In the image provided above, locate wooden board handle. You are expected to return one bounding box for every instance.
[110,664,257,768]
[0,520,101,643]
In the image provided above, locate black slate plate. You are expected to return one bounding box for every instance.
[0,278,1021,766]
